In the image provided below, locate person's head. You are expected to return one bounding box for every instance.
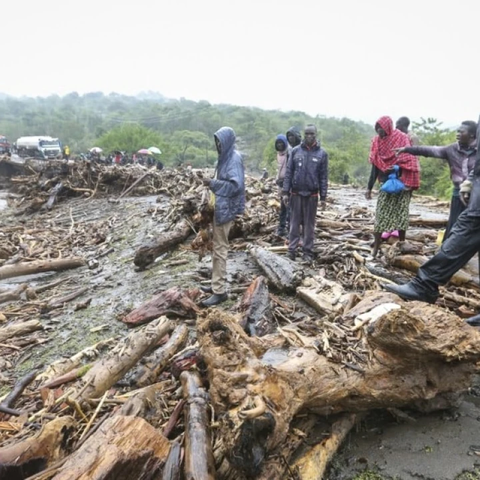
[395,116,410,134]
[304,124,317,147]
[275,134,288,152]
[375,116,394,138]
[286,127,302,148]
[214,126,236,157]
[456,120,477,145]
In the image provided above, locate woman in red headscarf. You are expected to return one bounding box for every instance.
[365,116,420,257]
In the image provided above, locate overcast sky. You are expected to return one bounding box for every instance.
[4,0,479,127]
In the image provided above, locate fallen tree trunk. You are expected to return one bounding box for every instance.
[0,258,85,281]
[49,415,171,480]
[292,413,363,479]
[0,283,28,305]
[0,417,76,479]
[122,287,200,326]
[38,337,117,384]
[237,276,272,336]
[130,324,189,387]
[0,319,42,343]
[181,371,216,480]
[74,316,173,403]
[134,218,192,269]
[391,254,480,290]
[197,298,480,477]
[249,246,304,292]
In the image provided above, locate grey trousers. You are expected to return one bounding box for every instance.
[212,220,233,295]
[412,210,480,295]
[288,195,318,256]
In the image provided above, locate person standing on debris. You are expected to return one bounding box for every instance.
[282,125,328,263]
[64,145,70,160]
[275,134,290,237]
[395,120,477,241]
[366,116,420,258]
[384,119,480,325]
[201,127,245,307]
[396,116,420,146]
[286,126,302,149]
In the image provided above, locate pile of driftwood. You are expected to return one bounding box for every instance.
[2,166,480,478]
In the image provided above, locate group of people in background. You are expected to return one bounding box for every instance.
[159,114,480,325]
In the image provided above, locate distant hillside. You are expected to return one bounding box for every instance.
[0,91,377,183]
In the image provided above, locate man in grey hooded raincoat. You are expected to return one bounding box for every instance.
[201,127,245,306]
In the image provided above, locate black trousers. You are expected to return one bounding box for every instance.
[444,194,466,241]
[412,210,480,295]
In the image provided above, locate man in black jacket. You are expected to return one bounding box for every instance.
[282,125,328,263]
[384,117,480,325]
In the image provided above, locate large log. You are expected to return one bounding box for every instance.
[49,415,171,480]
[0,319,42,343]
[0,258,85,281]
[75,316,173,403]
[122,287,200,326]
[249,246,304,292]
[134,218,192,269]
[129,324,189,387]
[197,300,480,477]
[181,371,216,480]
[0,417,76,479]
[237,275,272,336]
[391,254,480,289]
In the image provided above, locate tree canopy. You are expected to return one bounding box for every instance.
[0,92,460,197]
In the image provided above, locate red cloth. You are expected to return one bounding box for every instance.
[370,116,420,189]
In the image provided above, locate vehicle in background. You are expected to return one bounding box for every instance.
[16,136,62,159]
[0,135,11,156]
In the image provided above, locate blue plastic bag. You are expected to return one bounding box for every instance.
[380,165,404,194]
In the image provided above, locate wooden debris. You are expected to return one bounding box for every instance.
[134,218,193,269]
[249,246,304,292]
[0,417,76,478]
[197,303,480,476]
[0,258,85,281]
[122,287,200,326]
[0,319,42,343]
[48,416,170,480]
[237,276,272,336]
[181,371,216,480]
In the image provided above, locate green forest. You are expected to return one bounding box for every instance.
[0,92,456,198]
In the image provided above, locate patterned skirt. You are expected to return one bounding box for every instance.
[374,190,412,233]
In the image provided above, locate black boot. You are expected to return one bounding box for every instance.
[466,314,480,327]
[200,285,212,294]
[382,282,438,304]
[201,293,228,307]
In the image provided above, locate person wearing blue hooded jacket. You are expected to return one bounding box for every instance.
[275,134,290,236]
[201,127,245,307]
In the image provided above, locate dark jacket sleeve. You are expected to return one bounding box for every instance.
[319,151,328,200]
[404,145,449,160]
[282,148,296,194]
[367,164,378,190]
[210,155,244,197]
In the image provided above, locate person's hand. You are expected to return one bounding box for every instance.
[460,192,470,206]
[202,178,212,187]
[460,179,472,206]
[320,201,327,210]
[365,190,372,200]
[282,194,290,206]
[394,147,406,155]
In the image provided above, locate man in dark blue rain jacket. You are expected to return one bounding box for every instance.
[201,127,245,307]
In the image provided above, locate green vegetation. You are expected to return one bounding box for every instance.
[0,93,457,197]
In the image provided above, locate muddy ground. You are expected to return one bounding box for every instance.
[1,184,479,480]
